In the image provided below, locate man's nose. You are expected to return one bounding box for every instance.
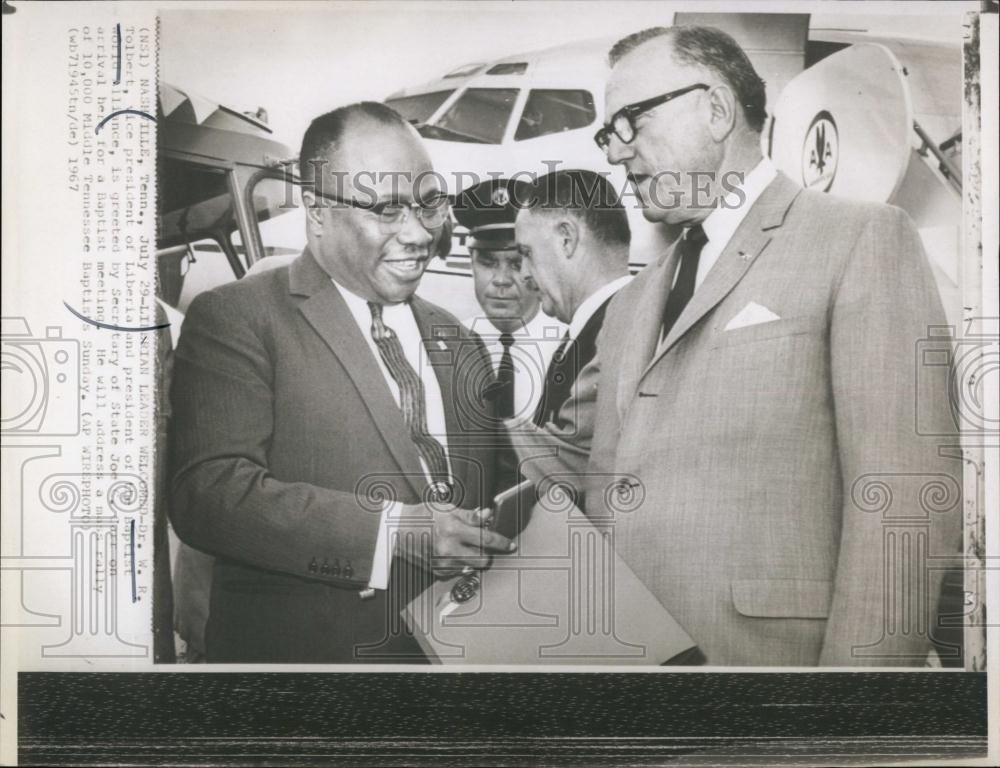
[396,209,434,247]
[492,265,516,286]
[605,133,634,166]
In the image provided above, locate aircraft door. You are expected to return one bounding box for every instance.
[770,42,913,202]
[769,42,962,326]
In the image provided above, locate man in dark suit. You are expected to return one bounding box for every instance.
[513,169,632,427]
[168,102,514,664]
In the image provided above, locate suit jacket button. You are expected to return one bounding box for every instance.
[332,559,341,577]
[343,561,354,580]
[308,557,318,574]
[321,558,330,575]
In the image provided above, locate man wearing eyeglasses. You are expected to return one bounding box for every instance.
[528,26,959,666]
[169,102,513,663]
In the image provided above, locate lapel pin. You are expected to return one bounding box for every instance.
[739,250,753,261]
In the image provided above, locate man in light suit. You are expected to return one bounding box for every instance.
[531,26,961,666]
[513,169,632,428]
[169,102,514,663]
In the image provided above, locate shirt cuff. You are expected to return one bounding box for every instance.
[366,500,397,591]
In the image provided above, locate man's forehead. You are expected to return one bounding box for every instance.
[323,121,434,190]
[474,247,519,261]
[606,38,701,112]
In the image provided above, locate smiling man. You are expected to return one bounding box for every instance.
[169,102,512,663]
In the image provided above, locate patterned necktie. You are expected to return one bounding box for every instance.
[496,333,516,419]
[662,224,707,341]
[368,302,450,487]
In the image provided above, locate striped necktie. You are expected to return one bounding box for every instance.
[368,302,450,490]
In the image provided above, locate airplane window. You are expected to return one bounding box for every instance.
[486,63,528,75]
[444,62,486,78]
[431,88,519,144]
[515,89,596,141]
[385,90,455,125]
[158,161,235,247]
[243,174,306,262]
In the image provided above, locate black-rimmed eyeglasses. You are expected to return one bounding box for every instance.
[309,189,451,232]
[594,83,709,151]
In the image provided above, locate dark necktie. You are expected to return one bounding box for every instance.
[368,302,450,487]
[533,331,572,426]
[496,333,516,419]
[662,224,707,341]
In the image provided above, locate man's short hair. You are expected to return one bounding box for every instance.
[523,169,630,249]
[609,25,767,133]
[299,101,409,184]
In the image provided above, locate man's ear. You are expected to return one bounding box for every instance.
[557,218,580,259]
[302,190,324,236]
[707,84,738,142]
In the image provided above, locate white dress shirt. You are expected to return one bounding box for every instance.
[687,157,778,291]
[659,159,777,349]
[332,279,450,591]
[463,310,567,422]
[567,274,633,342]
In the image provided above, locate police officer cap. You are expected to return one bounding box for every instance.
[452,177,531,251]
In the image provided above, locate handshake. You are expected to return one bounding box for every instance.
[397,480,534,576]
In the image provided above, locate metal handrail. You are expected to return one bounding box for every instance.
[913,120,962,192]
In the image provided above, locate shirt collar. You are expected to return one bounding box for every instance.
[466,308,559,340]
[699,157,777,251]
[330,277,410,331]
[568,274,632,340]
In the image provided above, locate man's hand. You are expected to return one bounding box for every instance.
[398,503,516,575]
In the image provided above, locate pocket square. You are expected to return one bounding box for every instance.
[724,302,781,331]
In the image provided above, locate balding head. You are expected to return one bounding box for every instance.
[609,26,766,132]
[601,26,766,226]
[300,103,442,304]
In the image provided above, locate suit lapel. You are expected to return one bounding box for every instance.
[410,296,479,498]
[617,247,681,416]
[290,250,426,499]
[409,296,458,444]
[638,173,802,381]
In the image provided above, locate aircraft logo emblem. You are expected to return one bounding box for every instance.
[802,110,838,192]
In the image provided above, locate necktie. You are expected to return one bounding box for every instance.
[533,331,572,426]
[368,303,450,488]
[662,224,707,341]
[496,333,516,419]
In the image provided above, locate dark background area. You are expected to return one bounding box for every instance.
[19,671,988,765]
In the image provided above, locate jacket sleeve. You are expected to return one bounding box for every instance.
[167,289,381,587]
[504,312,622,503]
[820,205,962,665]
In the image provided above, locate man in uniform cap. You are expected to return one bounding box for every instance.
[453,178,566,433]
